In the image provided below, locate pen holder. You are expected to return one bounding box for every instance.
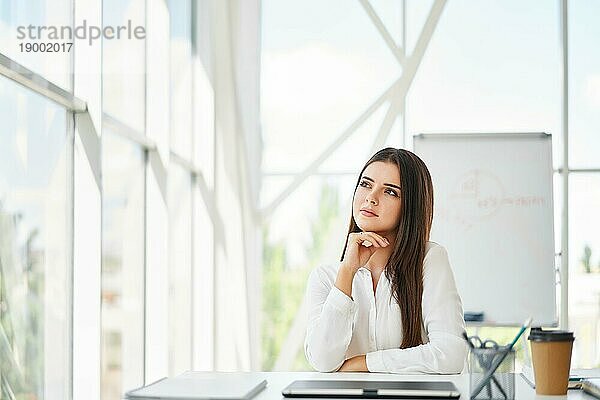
[469,347,515,400]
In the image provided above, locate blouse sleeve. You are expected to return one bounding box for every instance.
[365,245,468,374]
[304,265,359,372]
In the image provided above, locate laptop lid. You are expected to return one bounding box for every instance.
[281,380,461,398]
[125,372,267,400]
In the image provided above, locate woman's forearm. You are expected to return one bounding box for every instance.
[339,355,368,372]
[305,284,359,372]
[334,263,357,299]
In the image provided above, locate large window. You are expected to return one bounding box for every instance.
[100,0,148,396]
[0,76,71,399]
[101,132,145,400]
[1,0,215,397]
[260,0,406,370]
[260,174,356,370]
[567,0,600,369]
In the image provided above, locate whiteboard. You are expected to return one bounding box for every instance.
[413,133,556,326]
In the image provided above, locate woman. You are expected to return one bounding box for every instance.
[304,147,467,374]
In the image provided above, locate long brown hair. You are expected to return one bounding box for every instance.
[340,148,434,349]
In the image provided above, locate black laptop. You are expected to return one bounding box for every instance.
[281,380,461,398]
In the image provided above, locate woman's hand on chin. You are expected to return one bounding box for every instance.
[342,231,390,271]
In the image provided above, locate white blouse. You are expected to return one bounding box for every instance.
[304,241,467,374]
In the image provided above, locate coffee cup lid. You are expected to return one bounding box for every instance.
[528,327,574,342]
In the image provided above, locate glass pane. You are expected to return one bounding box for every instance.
[101,132,145,400]
[318,104,389,174]
[261,175,357,370]
[0,0,71,90]
[194,1,215,177]
[406,0,434,57]
[102,0,146,132]
[259,175,294,210]
[168,164,192,375]
[192,184,214,370]
[169,0,193,160]
[261,0,399,173]
[0,76,71,399]
[369,0,403,45]
[568,1,600,169]
[568,173,600,368]
[405,1,562,169]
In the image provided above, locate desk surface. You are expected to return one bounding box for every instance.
[134,371,597,400]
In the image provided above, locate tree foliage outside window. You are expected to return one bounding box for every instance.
[0,208,44,400]
[261,183,340,371]
[580,244,598,273]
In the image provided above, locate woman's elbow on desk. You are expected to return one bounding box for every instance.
[304,341,344,373]
[435,356,466,375]
[310,361,343,373]
[430,341,468,374]
[305,351,343,373]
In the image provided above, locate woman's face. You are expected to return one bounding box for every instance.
[352,161,402,235]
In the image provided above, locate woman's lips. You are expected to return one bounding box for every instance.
[360,210,378,217]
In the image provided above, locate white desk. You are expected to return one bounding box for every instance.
[128,371,597,400]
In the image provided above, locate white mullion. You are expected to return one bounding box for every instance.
[358,0,405,66]
[72,113,101,400]
[145,0,170,383]
[559,0,569,331]
[67,112,75,400]
[71,0,102,399]
[370,98,403,154]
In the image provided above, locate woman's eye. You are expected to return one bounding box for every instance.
[385,189,398,196]
[359,181,370,188]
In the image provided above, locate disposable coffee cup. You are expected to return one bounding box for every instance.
[528,328,574,395]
